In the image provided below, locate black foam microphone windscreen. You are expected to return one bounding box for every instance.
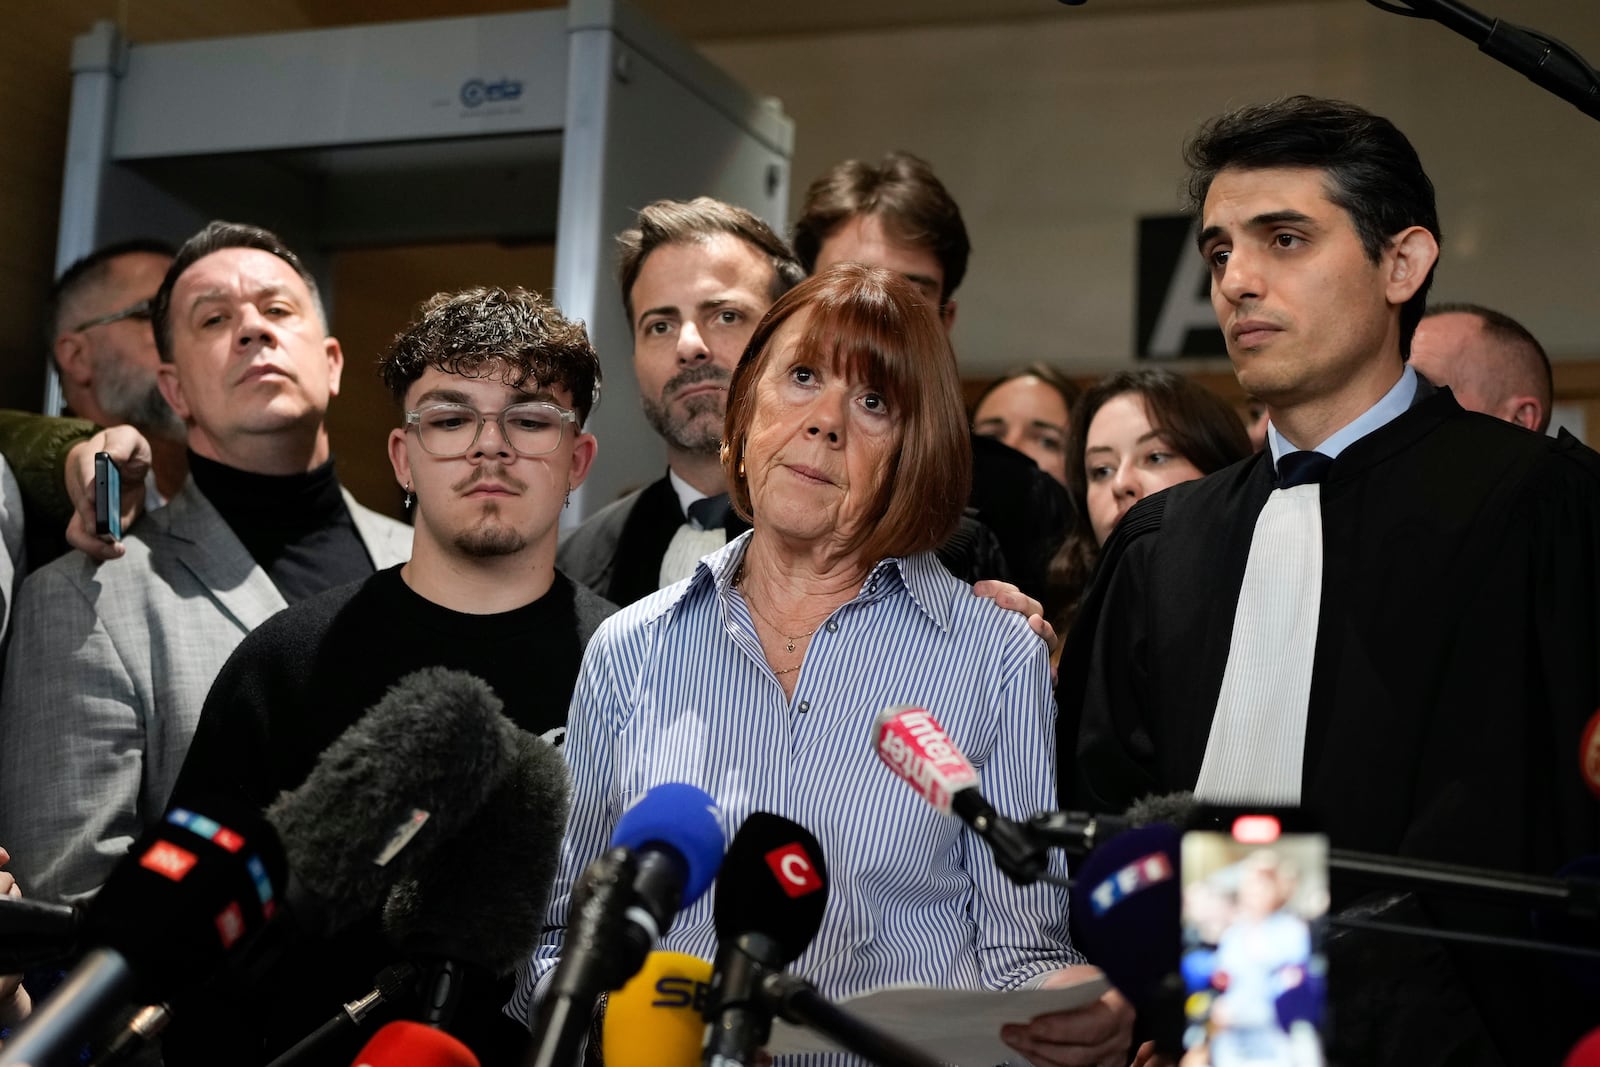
[0,897,85,971]
[1122,792,1201,832]
[0,797,289,1067]
[266,667,518,934]
[383,727,571,976]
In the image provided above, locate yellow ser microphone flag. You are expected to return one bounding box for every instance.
[601,950,714,1067]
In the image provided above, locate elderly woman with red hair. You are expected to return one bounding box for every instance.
[514,264,1139,1067]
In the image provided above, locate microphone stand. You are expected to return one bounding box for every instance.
[1027,811,1135,858]
[1368,0,1600,121]
[1328,848,1600,922]
[525,849,638,1067]
[1029,805,1600,927]
[952,794,1069,889]
[759,974,947,1067]
[1328,911,1600,962]
[264,962,417,1067]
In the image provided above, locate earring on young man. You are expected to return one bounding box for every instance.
[403,483,414,510]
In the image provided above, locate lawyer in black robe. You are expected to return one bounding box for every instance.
[1059,383,1600,1063]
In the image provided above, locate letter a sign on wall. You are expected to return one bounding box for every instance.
[1136,215,1227,360]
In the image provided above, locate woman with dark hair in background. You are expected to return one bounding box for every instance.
[971,362,1080,487]
[1048,369,1251,634]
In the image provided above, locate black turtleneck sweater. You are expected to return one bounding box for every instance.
[189,451,376,602]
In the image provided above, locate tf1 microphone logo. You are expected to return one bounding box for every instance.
[765,843,824,898]
[460,77,523,108]
[1088,851,1174,917]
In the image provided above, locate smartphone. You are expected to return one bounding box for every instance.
[94,451,122,540]
[1180,807,1329,1067]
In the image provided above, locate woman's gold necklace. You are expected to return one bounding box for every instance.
[734,563,822,671]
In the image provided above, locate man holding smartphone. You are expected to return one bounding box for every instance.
[0,221,411,907]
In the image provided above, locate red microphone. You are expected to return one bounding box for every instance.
[1567,1026,1600,1067]
[1579,708,1600,799]
[347,1021,478,1067]
[874,705,980,814]
[873,705,1057,887]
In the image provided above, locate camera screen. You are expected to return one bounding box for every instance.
[1179,817,1329,1067]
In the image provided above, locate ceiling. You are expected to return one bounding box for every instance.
[303,0,1290,42]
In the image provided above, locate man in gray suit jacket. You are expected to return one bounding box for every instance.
[0,221,411,904]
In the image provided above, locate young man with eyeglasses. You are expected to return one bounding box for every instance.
[164,286,614,1067]
[47,239,189,502]
[0,221,412,910]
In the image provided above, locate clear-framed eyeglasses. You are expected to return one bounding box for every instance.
[74,298,153,332]
[404,401,578,458]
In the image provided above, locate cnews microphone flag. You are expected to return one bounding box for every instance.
[601,952,712,1067]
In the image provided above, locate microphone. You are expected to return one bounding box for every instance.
[0,898,85,972]
[601,952,713,1067]
[83,1003,172,1067]
[1568,1025,1600,1067]
[525,783,724,1067]
[1029,792,1202,857]
[5,669,519,1067]
[873,705,1056,887]
[702,812,829,1067]
[267,714,568,1067]
[758,973,947,1067]
[262,963,417,1067]
[1067,822,1186,1057]
[347,1019,479,1067]
[0,797,288,1067]
[267,667,519,935]
[384,728,571,1026]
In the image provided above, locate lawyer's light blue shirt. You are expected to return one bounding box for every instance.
[1267,365,1419,465]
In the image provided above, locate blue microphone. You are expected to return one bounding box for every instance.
[1067,822,1185,1056]
[525,783,724,1067]
[611,782,726,950]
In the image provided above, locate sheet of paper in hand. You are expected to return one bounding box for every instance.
[764,972,1110,1066]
